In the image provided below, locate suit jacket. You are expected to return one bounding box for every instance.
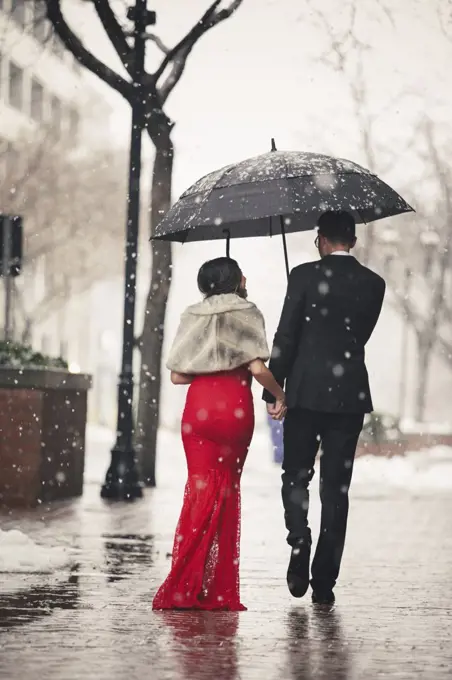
[263,254,386,413]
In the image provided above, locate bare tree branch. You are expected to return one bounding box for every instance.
[2,128,52,200]
[158,44,191,103]
[146,33,170,55]
[389,288,452,366]
[153,0,222,83]
[388,286,424,336]
[45,0,133,101]
[374,0,395,28]
[437,0,452,41]
[92,0,133,72]
[154,0,243,102]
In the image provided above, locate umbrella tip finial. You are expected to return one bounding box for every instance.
[271,138,277,152]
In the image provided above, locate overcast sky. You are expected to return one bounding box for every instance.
[70,0,452,419]
[71,0,452,195]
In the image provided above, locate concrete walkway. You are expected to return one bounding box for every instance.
[0,427,451,679]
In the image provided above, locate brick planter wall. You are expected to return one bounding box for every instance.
[0,369,92,508]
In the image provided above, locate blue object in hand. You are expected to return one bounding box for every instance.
[267,413,284,464]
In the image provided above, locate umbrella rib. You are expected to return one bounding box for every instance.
[208,169,373,193]
[186,164,238,235]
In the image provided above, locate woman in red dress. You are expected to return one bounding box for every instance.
[152,258,286,611]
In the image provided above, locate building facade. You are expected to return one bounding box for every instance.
[0,0,118,423]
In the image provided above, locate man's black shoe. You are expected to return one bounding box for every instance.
[287,540,311,598]
[311,589,335,606]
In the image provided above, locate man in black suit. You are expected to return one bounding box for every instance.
[264,210,385,605]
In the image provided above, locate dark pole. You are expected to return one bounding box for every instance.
[279,216,290,281]
[398,266,411,424]
[101,0,155,500]
[1,216,13,341]
[224,229,231,258]
[270,138,290,280]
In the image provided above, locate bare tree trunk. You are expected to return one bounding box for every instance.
[136,135,173,487]
[414,335,433,423]
[360,222,375,267]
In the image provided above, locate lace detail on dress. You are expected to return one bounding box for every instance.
[153,469,245,611]
[152,367,253,612]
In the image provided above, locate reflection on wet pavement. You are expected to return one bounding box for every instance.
[0,478,451,679]
[103,534,154,583]
[159,611,240,680]
[286,608,350,680]
[0,573,79,630]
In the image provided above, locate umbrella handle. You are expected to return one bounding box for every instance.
[279,216,290,280]
[223,229,231,258]
[270,139,288,279]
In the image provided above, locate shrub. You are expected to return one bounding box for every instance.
[0,341,68,370]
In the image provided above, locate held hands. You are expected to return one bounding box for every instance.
[267,397,287,421]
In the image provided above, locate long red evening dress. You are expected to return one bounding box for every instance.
[152,366,254,611]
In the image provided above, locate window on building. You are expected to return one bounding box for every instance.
[50,95,62,136]
[11,0,27,27]
[41,334,50,355]
[8,62,24,111]
[32,1,50,43]
[59,102,71,134]
[30,78,44,121]
[69,108,79,138]
[1,141,20,182]
[52,35,66,59]
[0,138,10,179]
[0,52,3,101]
[72,58,81,75]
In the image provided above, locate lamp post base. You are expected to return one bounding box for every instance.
[100,447,144,501]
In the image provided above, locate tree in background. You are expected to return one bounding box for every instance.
[305,0,452,423]
[40,0,243,486]
[0,130,127,341]
[383,120,452,421]
[304,0,406,264]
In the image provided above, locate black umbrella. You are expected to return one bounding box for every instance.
[153,140,414,278]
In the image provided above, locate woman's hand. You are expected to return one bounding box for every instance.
[267,398,287,421]
[249,359,287,419]
[170,371,193,385]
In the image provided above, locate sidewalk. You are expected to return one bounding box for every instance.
[0,426,451,679]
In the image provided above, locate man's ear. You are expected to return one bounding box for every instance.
[351,237,357,249]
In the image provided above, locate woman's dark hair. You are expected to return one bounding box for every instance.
[197,257,244,298]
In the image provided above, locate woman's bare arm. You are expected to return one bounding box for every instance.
[170,371,194,385]
[248,359,285,403]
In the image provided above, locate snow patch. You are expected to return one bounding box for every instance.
[352,446,452,492]
[0,529,74,574]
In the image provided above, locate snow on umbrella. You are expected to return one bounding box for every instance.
[153,140,414,278]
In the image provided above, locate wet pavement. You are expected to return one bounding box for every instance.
[0,428,451,679]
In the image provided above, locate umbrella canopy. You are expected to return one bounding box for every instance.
[153,145,414,277]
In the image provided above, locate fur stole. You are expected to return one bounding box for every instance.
[166,293,270,375]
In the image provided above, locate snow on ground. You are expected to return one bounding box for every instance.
[352,446,452,492]
[0,529,74,574]
[85,424,452,493]
[3,424,451,578]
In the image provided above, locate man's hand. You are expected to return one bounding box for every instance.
[267,399,287,421]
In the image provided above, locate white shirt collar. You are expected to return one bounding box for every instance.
[330,250,352,256]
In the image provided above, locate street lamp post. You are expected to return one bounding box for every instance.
[101,0,156,500]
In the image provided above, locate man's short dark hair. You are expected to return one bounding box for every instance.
[317,211,356,245]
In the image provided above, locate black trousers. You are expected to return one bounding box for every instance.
[282,408,364,592]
